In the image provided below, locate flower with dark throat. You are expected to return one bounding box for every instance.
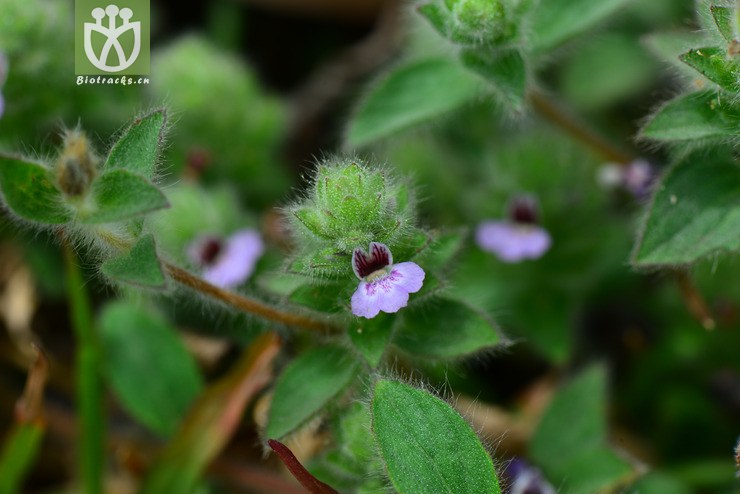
[187,229,264,289]
[475,195,551,263]
[351,242,425,319]
[504,458,556,494]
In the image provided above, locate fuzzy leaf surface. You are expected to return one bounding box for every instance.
[372,380,500,494]
[0,156,71,224]
[105,110,166,180]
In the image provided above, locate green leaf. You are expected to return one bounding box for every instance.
[710,6,735,43]
[372,380,501,494]
[394,298,501,358]
[0,424,44,494]
[99,301,204,437]
[346,58,480,148]
[416,230,465,272]
[530,366,632,494]
[460,48,527,110]
[641,90,740,141]
[80,169,169,224]
[633,150,740,266]
[289,283,343,313]
[530,0,632,53]
[266,345,359,439]
[418,3,448,36]
[101,234,166,288]
[348,313,395,367]
[679,46,740,92]
[105,110,166,180]
[0,156,71,224]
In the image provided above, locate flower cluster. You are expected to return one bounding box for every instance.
[476,195,551,263]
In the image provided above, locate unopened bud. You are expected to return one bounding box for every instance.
[55,130,98,197]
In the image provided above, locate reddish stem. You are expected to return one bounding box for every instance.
[267,439,339,494]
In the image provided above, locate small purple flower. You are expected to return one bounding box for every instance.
[187,228,264,289]
[623,159,656,199]
[350,242,425,319]
[597,159,656,200]
[504,459,556,494]
[476,196,551,263]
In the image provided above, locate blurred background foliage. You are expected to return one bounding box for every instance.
[0,0,738,492]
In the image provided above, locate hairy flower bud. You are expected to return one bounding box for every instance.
[287,158,419,278]
[55,130,98,197]
[421,0,519,46]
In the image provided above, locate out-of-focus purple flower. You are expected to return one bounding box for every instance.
[187,228,264,289]
[476,196,551,263]
[350,242,425,319]
[504,459,556,494]
[623,159,656,199]
[597,159,656,200]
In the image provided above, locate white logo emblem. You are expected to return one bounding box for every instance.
[84,4,141,72]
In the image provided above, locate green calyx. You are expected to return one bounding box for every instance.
[423,0,517,46]
[288,158,417,278]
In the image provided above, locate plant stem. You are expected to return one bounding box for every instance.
[163,262,339,334]
[528,90,634,165]
[675,271,716,331]
[63,242,104,494]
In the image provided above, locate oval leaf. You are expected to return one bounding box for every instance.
[266,345,359,439]
[641,90,740,141]
[394,298,501,358]
[80,169,169,224]
[105,110,166,180]
[633,149,740,266]
[99,301,203,436]
[679,46,740,92]
[0,156,71,224]
[346,58,480,148]
[101,234,165,288]
[372,380,501,494]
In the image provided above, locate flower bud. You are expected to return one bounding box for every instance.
[55,130,98,197]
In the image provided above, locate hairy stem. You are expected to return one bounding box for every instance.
[163,262,339,334]
[528,90,634,165]
[63,241,104,494]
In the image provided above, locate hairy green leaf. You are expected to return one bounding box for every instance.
[348,313,395,367]
[633,150,740,266]
[101,234,165,288]
[710,6,735,43]
[461,48,527,110]
[530,0,633,53]
[641,90,740,141]
[372,380,501,494]
[105,110,166,179]
[679,46,740,92]
[266,345,359,439]
[80,169,168,224]
[346,58,480,148]
[0,156,71,224]
[394,298,501,358]
[99,301,203,436]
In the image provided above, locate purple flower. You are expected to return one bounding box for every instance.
[476,196,551,263]
[504,459,556,494]
[187,228,264,289]
[350,242,425,319]
[597,159,656,200]
[623,159,656,199]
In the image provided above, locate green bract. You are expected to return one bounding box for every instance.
[420,0,519,46]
